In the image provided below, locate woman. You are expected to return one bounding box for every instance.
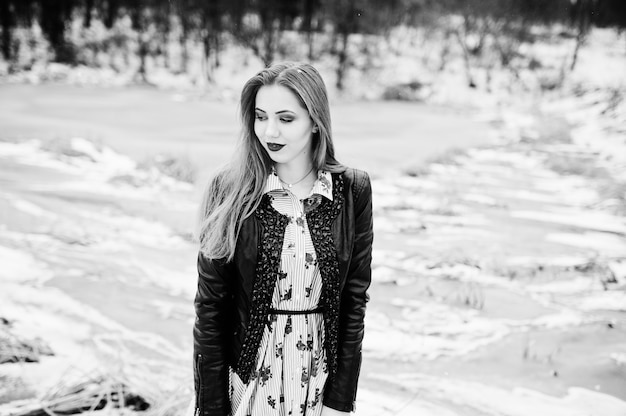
[194,62,373,416]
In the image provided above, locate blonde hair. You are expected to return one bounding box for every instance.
[198,62,343,261]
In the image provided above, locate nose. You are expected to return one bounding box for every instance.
[265,119,279,138]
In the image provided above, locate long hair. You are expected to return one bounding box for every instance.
[197,62,344,261]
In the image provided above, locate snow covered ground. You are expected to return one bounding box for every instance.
[1,27,625,416]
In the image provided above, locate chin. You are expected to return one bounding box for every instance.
[269,157,291,165]
[266,153,293,165]
[261,147,281,163]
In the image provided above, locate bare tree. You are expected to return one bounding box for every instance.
[570,0,593,71]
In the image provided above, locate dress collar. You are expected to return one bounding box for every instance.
[265,169,334,201]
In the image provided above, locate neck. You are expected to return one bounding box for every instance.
[275,162,314,185]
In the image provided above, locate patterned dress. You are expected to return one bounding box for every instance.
[230,170,333,416]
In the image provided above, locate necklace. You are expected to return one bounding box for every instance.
[278,166,315,189]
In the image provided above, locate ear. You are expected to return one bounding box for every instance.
[312,125,318,133]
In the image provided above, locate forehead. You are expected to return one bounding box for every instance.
[255,84,308,113]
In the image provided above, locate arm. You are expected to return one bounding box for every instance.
[193,252,234,416]
[324,172,373,412]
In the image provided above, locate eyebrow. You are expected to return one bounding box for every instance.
[255,107,296,115]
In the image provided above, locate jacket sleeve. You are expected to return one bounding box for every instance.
[193,252,233,416]
[324,171,373,412]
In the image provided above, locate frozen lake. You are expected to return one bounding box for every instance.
[3,82,624,415]
[0,83,494,180]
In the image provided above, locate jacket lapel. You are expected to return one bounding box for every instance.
[306,173,344,378]
[235,194,289,382]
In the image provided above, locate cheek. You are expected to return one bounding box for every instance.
[292,123,313,141]
[254,121,263,139]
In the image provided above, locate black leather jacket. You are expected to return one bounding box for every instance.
[194,168,373,415]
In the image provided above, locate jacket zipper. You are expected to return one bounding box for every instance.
[195,353,203,415]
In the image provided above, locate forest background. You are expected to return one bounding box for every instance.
[2,0,626,95]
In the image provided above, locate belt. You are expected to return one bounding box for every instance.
[268,306,323,315]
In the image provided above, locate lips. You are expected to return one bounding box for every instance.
[267,143,285,152]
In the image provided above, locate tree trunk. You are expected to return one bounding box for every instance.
[104,0,118,28]
[570,22,590,71]
[307,29,314,61]
[336,29,349,90]
[570,33,583,71]
[160,14,170,70]
[213,33,220,68]
[570,0,592,71]
[161,33,169,70]
[137,32,148,83]
[84,0,94,28]
[263,19,278,66]
[329,28,338,56]
[1,0,12,61]
[334,0,358,91]
[202,32,213,83]
[180,26,188,74]
[438,29,453,71]
[303,0,315,60]
[40,0,69,63]
[454,29,476,88]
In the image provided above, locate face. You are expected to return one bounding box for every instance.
[254,84,316,169]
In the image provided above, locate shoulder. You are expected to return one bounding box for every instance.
[336,167,371,200]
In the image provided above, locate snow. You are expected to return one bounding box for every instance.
[607,260,626,285]
[511,210,626,234]
[527,276,602,295]
[579,292,626,312]
[545,232,626,255]
[78,208,187,249]
[611,353,626,367]
[133,262,197,298]
[0,140,78,173]
[504,255,591,268]
[530,310,588,328]
[0,245,53,284]
[9,198,57,219]
[357,388,461,416]
[359,374,626,416]
[0,138,193,197]
[0,278,189,369]
[460,192,499,206]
